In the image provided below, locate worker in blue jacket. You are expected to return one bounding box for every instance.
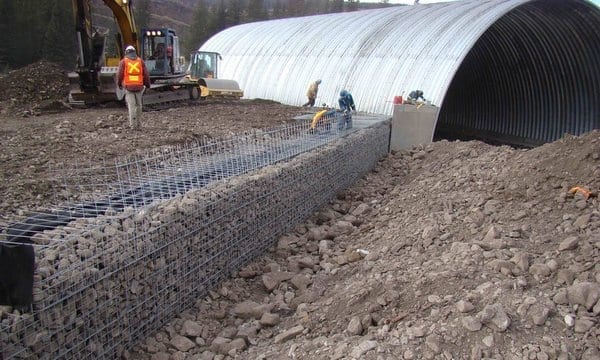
[338,90,355,130]
[407,90,426,104]
[338,90,356,113]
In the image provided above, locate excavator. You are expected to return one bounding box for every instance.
[68,0,242,106]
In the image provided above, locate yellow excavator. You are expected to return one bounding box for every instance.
[68,0,242,106]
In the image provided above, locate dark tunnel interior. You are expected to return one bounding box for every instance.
[436,0,600,147]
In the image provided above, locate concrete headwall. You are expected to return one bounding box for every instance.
[390,104,439,151]
[1,122,390,359]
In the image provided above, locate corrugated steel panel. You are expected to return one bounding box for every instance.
[200,0,600,145]
[200,0,527,113]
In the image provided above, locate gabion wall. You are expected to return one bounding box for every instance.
[0,122,390,359]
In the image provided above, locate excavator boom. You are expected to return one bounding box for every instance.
[71,0,137,68]
[100,0,138,56]
[69,0,139,104]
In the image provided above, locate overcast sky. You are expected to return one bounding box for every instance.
[359,0,600,6]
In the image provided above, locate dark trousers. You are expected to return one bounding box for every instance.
[303,97,316,107]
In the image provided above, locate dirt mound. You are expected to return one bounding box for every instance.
[247,98,283,105]
[0,61,70,115]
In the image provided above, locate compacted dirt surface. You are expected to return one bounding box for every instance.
[1,62,599,359]
[0,62,303,219]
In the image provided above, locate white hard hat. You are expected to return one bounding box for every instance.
[125,45,136,53]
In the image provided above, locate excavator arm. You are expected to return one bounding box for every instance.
[72,0,138,64]
[72,0,106,79]
[70,0,138,102]
[100,0,138,57]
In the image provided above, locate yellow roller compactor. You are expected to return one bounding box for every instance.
[69,0,242,106]
[187,51,243,99]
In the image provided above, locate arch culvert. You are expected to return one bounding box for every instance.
[436,0,600,147]
[198,0,600,147]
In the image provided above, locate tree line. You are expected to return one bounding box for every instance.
[182,0,393,55]
[0,0,75,71]
[0,0,393,72]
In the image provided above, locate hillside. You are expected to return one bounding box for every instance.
[91,0,196,43]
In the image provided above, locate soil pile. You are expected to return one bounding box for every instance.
[0,61,70,115]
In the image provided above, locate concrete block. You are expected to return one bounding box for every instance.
[390,104,439,151]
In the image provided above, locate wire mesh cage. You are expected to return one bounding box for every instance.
[0,117,389,359]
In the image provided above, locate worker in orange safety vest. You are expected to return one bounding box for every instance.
[117,45,151,129]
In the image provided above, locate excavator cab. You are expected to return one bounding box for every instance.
[141,28,184,79]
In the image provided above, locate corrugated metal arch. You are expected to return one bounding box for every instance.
[200,0,600,146]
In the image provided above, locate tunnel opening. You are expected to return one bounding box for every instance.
[435,0,600,148]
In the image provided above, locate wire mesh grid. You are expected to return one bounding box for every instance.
[0,116,389,359]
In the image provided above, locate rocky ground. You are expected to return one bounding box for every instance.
[124,132,600,360]
[1,62,599,359]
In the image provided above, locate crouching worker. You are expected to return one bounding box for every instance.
[309,104,336,134]
[406,90,426,104]
[118,45,151,129]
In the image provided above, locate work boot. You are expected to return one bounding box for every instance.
[129,117,141,129]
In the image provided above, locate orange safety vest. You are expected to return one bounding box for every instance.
[123,57,144,86]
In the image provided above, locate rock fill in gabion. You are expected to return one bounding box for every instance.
[0,122,390,359]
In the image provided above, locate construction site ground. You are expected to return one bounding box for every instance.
[1,62,599,359]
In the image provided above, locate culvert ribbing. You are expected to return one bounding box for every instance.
[437,0,600,146]
[202,0,600,146]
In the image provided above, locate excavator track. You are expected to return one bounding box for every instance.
[142,84,197,106]
[143,97,197,111]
